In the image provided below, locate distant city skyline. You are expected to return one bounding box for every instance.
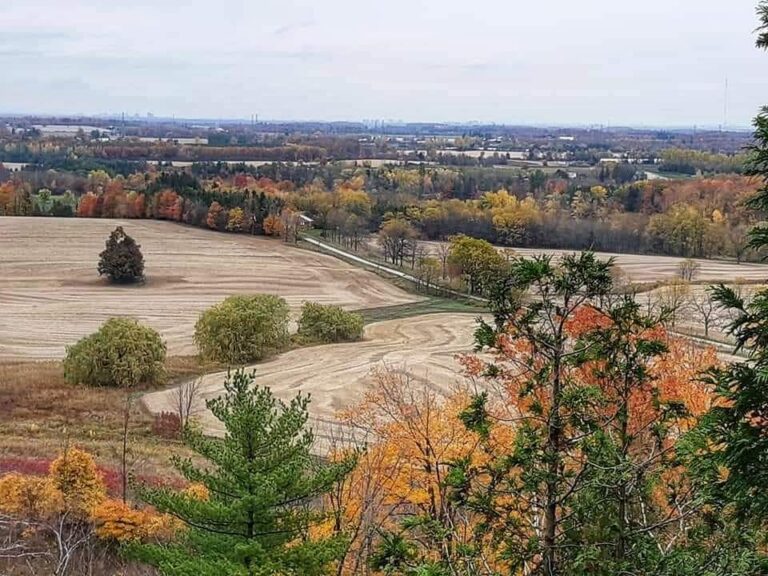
[3,1,767,127]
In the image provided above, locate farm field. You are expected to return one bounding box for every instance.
[0,217,420,360]
[508,247,768,283]
[143,313,479,447]
[374,238,768,283]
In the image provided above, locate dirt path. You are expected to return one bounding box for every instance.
[0,218,420,360]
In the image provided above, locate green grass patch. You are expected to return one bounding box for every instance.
[357,297,486,324]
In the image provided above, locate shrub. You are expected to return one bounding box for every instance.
[297,302,364,343]
[152,411,182,440]
[98,226,145,284]
[194,294,290,364]
[63,318,166,387]
[49,447,107,515]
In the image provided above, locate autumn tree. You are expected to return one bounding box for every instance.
[561,300,715,573]
[464,252,614,575]
[464,255,718,575]
[263,213,284,237]
[155,190,183,221]
[194,295,290,364]
[0,447,107,576]
[379,217,418,267]
[0,447,179,574]
[77,192,100,218]
[206,201,227,231]
[447,234,507,295]
[63,317,166,388]
[131,369,352,576]
[98,226,145,284]
[226,207,245,232]
[336,367,499,575]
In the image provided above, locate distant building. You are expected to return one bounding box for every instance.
[297,213,315,228]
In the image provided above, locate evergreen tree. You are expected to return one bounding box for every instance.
[691,0,768,521]
[680,6,768,572]
[98,226,145,283]
[130,369,353,576]
[465,252,614,576]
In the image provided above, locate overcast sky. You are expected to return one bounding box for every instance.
[3,0,767,127]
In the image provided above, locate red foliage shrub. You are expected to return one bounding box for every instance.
[0,458,52,477]
[152,411,182,440]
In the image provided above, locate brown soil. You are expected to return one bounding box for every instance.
[0,218,419,360]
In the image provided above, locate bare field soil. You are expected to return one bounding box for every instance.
[366,238,768,283]
[0,218,419,360]
[507,247,768,283]
[143,313,479,446]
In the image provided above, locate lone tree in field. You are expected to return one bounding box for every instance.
[131,369,353,576]
[678,258,701,281]
[98,226,145,284]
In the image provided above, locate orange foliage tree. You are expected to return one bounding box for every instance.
[331,368,512,575]
[206,201,226,231]
[155,189,183,221]
[262,212,284,236]
[76,192,100,218]
[457,253,717,575]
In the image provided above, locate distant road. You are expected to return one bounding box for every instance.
[300,235,486,303]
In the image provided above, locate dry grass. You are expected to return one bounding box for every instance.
[0,357,216,480]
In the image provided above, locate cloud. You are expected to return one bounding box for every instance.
[0,0,766,125]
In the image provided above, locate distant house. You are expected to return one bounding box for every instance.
[297,213,314,228]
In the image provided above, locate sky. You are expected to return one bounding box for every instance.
[2,0,768,127]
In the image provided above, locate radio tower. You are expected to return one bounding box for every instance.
[722,77,729,131]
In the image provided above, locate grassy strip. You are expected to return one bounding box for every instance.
[357,297,486,324]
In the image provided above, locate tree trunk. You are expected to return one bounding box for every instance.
[542,356,562,576]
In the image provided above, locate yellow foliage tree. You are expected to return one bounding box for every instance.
[333,367,510,574]
[48,447,107,516]
[226,207,245,232]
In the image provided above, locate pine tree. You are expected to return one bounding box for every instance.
[691,0,768,521]
[97,226,145,284]
[130,369,353,576]
[680,6,768,572]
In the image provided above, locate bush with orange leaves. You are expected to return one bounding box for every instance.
[263,212,284,236]
[0,447,183,547]
[90,499,181,543]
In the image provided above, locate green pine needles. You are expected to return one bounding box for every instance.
[130,369,354,576]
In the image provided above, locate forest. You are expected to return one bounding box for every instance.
[0,157,761,261]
